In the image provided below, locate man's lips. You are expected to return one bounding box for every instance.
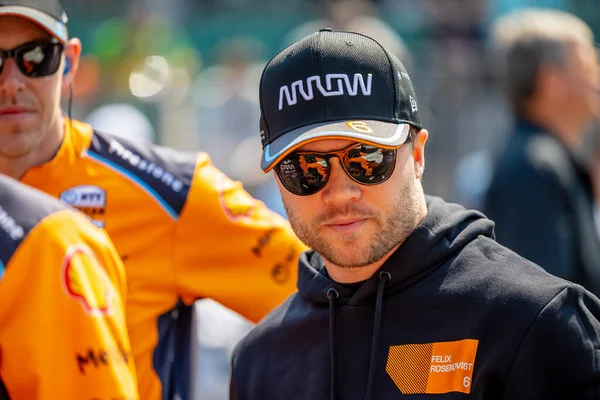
[0,106,34,115]
[0,106,35,120]
[324,218,368,234]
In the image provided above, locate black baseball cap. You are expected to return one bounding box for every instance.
[259,29,421,172]
[0,0,68,42]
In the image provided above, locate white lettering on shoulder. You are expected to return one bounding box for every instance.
[0,205,24,241]
[108,140,184,193]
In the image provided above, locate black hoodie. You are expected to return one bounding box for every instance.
[231,196,600,400]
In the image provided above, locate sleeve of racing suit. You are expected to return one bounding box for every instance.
[173,153,308,323]
[503,285,600,399]
[0,209,138,399]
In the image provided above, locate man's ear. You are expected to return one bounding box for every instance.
[62,38,82,88]
[413,129,428,179]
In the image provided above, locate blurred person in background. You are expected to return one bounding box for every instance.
[0,1,307,399]
[588,128,600,238]
[284,0,411,65]
[418,0,507,203]
[0,175,138,399]
[484,8,600,295]
[193,36,284,213]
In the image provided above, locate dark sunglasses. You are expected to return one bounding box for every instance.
[0,39,64,78]
[275,139,411,196]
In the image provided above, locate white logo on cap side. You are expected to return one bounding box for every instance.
[397,71,410,80]
[410,95,418,112]
[278,73,372,110]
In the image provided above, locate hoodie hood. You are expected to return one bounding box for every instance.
[298,195,495,306]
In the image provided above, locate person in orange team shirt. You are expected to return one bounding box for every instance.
[0,1,307,399]
[0,174,138,399]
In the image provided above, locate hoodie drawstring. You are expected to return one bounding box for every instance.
[327,287,339,400]
[365,271,390,400]
[326,271,391,400]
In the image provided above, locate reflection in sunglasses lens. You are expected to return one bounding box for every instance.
[276,143,397,196]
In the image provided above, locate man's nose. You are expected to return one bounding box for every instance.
[0,59,26,97]
[320,158,362,206]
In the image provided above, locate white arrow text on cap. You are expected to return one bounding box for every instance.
[278,73,372,110]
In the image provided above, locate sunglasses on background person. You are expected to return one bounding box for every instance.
[275,136,413,196]
[0,39,64,78]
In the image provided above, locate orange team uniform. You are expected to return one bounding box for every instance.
[20,118,308,400]
[0,175,138,399]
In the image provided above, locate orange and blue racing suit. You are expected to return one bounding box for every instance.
[20,119,307,400]
[0,174,138,399]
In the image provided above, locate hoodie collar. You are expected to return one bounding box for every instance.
[298,196,495,306]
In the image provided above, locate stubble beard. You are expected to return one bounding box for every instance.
[284,169,423,268]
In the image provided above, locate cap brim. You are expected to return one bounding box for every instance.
[0,6,68,42]
[261,120,411,171]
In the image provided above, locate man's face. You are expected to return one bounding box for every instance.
[561,41,600,124]
[0,16,64,159]
[276,132,427,268]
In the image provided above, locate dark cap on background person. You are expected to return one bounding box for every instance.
[0,0,68,42]
[259,29,422,171]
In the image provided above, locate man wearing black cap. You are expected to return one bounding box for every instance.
[0,1,307,400]
[230,30,600,400]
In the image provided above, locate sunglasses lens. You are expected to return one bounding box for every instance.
[16,42,63,77]
[342,144,396,184]
[276,154,329,196]
[275,143,398,195]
